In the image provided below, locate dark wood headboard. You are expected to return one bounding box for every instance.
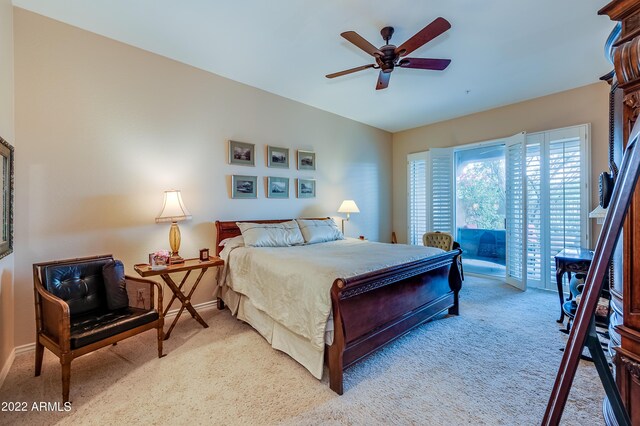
[214,218,329,256]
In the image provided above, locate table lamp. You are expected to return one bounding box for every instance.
[338,200,360,234]
[156,190,192,264]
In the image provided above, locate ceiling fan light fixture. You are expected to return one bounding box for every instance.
[327,17,452,90]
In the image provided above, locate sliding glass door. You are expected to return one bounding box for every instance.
[454,144,506,278]
[407,125,589,291]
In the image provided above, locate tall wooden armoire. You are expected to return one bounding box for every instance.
[599,1,640,424]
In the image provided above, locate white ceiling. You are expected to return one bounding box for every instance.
[13,0,614,132]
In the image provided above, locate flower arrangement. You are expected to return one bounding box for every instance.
[152,249,171,265]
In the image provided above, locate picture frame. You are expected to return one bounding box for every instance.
[267,176,289,199]
[232,175,258,199]
[0,136,13,260]
[297,178,316,198]
[267,146,289,168]
[199,248,210,261]
[297,150,316,171]
[228,140,255,166]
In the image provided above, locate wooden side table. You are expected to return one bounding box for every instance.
[554,248,593,324]
[134,256,224,340]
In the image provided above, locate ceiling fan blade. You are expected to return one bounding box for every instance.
[395,17,451,57]
[398,58,451,70]
[326,64,375,79]
[341,31,383,57]
[376,71,391,90]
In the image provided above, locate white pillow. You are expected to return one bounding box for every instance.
[296,218,344,244]
[236,220,304,247]
[219,235,245,248]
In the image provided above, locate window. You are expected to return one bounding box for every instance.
[407,124,590,291]
[407,152,428,245]
[407,149,454,245]
[525,126,590,289]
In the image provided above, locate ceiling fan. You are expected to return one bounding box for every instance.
[326,17,452,90]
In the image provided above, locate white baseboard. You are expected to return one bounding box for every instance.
[15,342,35,355]
[0,348,15,389]
[4,299,220,365]
[164,299,218,319]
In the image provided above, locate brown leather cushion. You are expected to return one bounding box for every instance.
[102,260,129,310]
[70,307,159,349]
[41,257,113,316]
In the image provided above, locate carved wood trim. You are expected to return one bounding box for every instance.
[336,256,454,299]
[613,351,640,385]
[615,36,640,88]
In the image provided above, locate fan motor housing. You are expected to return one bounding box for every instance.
[378,44,397,72]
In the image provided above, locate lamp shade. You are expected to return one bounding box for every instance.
[156,190,192,223]
[338,200,360,214]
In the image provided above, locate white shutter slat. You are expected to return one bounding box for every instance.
[505,132,527,289]
[407,153,428,245]
[526,139,543,283]
[429,148,454,235]
[547,136,583,285]
[407,152,429,245]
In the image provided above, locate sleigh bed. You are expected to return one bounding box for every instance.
[214,219,463,394]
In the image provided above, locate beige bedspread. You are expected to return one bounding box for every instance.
[219,239,443,350]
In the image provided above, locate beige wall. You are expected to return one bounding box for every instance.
[13,10,392,346]
[0,0,15,377]
[392,82,610,246]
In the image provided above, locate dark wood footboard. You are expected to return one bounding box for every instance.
[327,248,463,394]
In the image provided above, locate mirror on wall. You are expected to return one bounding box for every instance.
[0,136,13,259]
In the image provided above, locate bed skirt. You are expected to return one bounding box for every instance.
[219,285,334,380]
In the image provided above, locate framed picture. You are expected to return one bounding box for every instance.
[267,146,289,168]
[232,175,258,198]
[229,140,255,166]
[297,150,316,171]
[0,136,13,260]
[267,177,289,199]
[199,248,210,261]
[297,178,316,198]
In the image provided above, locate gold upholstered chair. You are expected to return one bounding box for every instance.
[423,231,464,280]
[422,231,454,251]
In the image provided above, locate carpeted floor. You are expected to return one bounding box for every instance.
[0,276,605,425]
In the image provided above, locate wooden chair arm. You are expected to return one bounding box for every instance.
[33,272,71,348]
[125,275,163,313]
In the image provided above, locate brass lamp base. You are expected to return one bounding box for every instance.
[168,221,185,264]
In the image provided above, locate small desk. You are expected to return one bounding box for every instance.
[134,257,224,340]
[554,248,593,324]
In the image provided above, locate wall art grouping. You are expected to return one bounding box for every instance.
[231,176,316,199]
[228,140,316,199]
[228,140,315,170]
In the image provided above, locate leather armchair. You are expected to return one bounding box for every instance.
[33,254,164,402]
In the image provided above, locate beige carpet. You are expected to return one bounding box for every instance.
[0,276,605,425]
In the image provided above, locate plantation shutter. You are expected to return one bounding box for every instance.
[525,134,545,287]
[523,125,589,291]
[407,152,428,245]
[505,132,527,290]
[429,148,454,235]
[547,127,589,286]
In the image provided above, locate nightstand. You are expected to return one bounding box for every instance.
[134,256,224,340]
